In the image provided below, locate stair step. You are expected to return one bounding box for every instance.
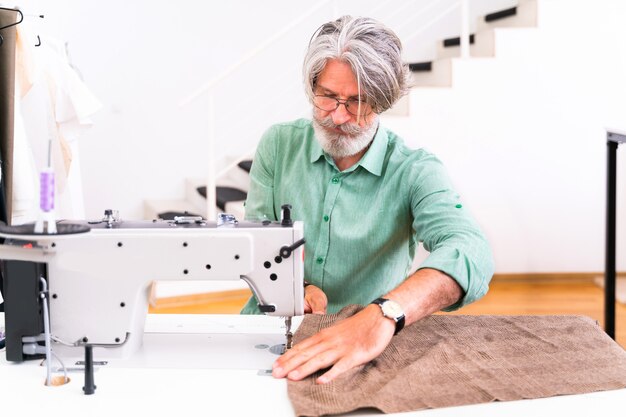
[408,61,432,72]
[437,29,496,60]
[485,6,517,22]
[410,58,452,87]
[443,34,475,48]
[238,160,252,173]
[477,0,537,32]
[197,186,247,211]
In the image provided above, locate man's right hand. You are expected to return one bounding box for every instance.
[304,284,327,314]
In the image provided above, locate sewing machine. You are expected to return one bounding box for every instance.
[0,206,305,366]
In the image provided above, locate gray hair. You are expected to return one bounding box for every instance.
[303,15,411,114]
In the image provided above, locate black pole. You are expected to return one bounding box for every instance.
[82,345,96,395]
[605,138,618,339]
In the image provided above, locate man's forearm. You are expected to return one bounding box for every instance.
[384,268,463,326]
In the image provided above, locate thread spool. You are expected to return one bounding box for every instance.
[44,376,70,386]
[39,169,55,212]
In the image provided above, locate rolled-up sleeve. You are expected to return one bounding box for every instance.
[409,154,494,310]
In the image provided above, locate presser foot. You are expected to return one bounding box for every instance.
[269,316,294,355]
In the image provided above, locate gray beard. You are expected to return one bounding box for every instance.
[312,114,379,159]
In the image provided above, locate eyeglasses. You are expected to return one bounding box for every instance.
[313,95,372,117]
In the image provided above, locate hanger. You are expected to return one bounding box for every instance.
[28,13,44,46]
[0,6,24,46]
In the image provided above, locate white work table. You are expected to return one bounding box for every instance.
[1,313,626,417]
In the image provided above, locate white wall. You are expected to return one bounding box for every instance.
[8,0,626,273]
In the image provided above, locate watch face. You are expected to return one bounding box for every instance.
[381,300,403,319]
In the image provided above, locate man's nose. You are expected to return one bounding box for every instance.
[331,104,352,125]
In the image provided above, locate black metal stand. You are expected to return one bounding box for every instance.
[605,130,626,339]
[82,345,96,395]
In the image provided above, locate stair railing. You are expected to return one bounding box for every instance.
[461,0,470,58]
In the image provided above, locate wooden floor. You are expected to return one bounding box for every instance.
[149,275,626,348]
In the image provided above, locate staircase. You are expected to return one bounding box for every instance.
[410,1,537,87]
[143,157,252,221]
[144,0,538,222]
[368,0,538,115]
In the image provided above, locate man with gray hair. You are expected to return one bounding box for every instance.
[242,16,494,384]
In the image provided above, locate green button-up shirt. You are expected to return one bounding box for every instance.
[241,118,494,314]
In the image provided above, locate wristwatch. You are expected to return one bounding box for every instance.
[371,298,405,335]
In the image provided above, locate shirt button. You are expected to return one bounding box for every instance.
[331,177,340,184]
[323,215,329,222]
[316,257,324,264]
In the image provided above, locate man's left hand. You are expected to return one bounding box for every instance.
[303,284,327,314]
[272,304,395,384]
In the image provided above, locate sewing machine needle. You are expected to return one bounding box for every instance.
[285,316,293,350]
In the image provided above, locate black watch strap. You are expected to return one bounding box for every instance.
[371,297,405,335]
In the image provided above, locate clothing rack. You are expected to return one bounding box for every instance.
[0,6,23,46]
[0,6,22,311]
[0,6,46,312]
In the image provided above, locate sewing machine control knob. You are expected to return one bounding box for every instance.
[281,204,293,226]
[103,209,119,228]
[279,238,306,259]
[258,304,276,313]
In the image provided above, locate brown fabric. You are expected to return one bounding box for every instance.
[0,8,18,222]
[288,305,626,416]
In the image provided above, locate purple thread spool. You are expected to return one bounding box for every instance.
[40,170,55,212]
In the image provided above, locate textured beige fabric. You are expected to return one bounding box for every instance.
[288,305,626,416]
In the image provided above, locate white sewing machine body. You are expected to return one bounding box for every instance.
[0,216,305,361]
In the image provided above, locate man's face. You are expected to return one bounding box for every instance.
[312,59,378,159]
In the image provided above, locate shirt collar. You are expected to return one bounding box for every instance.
[357,123,388,176]
[310,134,325,164]
[309,120,389,176]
